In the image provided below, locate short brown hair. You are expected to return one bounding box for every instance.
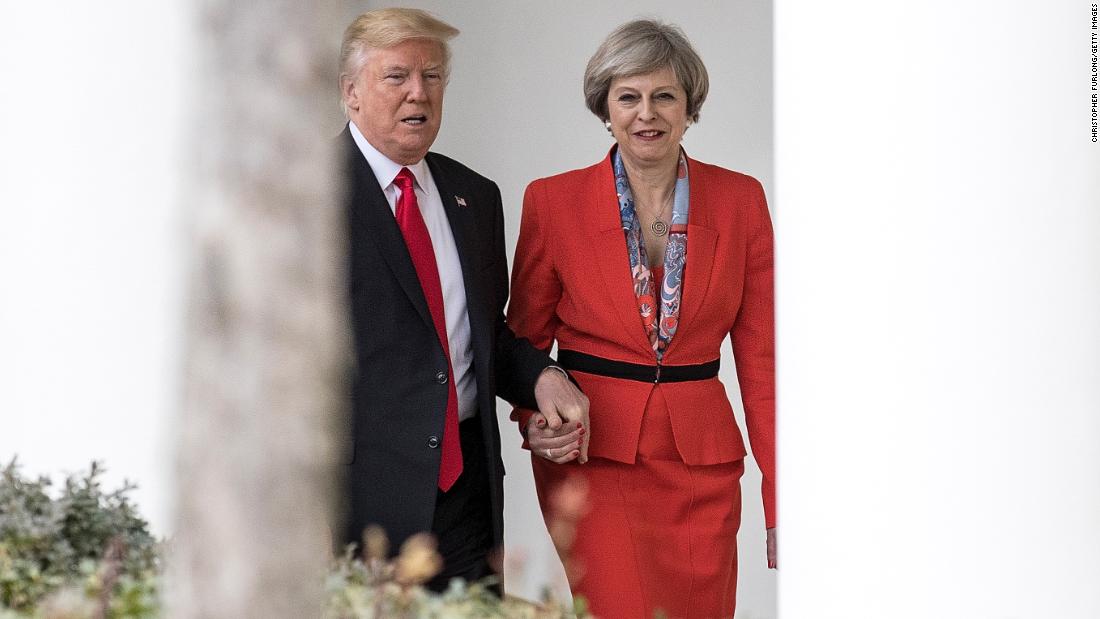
[583,19,709,123]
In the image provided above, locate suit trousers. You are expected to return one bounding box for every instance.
[426,416,498,594]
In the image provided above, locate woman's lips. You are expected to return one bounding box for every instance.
[633,129,665,141]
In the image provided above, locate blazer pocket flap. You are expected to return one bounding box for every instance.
[570,372,653,464]
[663,379,747,465]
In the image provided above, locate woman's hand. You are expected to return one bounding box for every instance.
[526,412,587,464]
[766,527,777,569]
[531,368,590,463]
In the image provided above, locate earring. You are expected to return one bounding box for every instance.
[604,120,612,133]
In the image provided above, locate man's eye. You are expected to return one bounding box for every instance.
[386,74,405,81]
[425,73,442,81]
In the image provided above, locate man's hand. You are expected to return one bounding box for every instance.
[530,368,590,464]
[766,527,777,569]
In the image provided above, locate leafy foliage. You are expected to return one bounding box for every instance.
[0,461,585,618]
[323,531,586,618]
[0,459,159,617]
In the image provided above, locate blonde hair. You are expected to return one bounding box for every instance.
[339,8,460,115]
[583,19,709,124]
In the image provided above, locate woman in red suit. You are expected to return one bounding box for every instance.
[507,19,776,618]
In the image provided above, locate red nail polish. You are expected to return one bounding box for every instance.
[536,419,546,427]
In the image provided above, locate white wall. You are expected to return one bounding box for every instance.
[775,1,1100,617]
[338,1,776,613]
[0,2,189,540]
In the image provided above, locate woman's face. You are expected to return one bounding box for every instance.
[606,66,689,169]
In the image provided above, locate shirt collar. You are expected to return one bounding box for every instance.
[348,120,430,191]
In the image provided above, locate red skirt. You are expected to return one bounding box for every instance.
[532,387,745,619]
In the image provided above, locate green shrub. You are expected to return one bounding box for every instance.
[0,459,160,617]
[0,460,583,618]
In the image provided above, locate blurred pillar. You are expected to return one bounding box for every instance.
[170,1,346,616]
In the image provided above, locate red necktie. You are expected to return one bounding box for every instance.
[393,167,463,491]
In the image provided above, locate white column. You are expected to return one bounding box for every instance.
[170,1,345,616]
[776,2,1100,617]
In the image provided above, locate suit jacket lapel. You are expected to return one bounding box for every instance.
[588,156,657,356]
[425,154,491,378]
[344,128,434,332]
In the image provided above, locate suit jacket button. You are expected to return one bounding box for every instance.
[435,371,448,384]
[427,436,440,449]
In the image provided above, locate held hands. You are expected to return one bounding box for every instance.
[530,367,590,464]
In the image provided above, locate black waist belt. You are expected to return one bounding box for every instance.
[557,349,720,384]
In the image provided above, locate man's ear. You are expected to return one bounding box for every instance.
[341,76,359,112]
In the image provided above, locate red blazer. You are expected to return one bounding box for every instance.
[508,150,776,527]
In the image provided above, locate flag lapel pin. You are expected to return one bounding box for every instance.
[455,196,467,207]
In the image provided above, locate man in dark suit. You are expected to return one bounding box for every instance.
[336,9,589,591]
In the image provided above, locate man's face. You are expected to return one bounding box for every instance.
[343,39,446,165]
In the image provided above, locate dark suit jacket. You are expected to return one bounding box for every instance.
[340,126,551,552]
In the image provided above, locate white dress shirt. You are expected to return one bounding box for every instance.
[350,121,477,421]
